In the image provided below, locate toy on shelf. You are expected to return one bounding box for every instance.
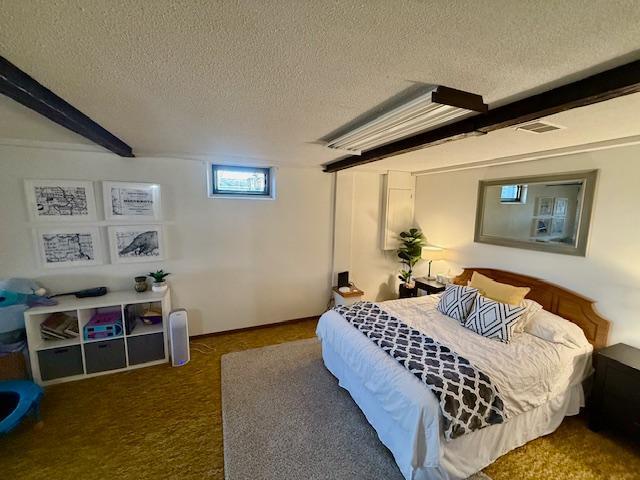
[83,310,123,340]
[140,308,163,325]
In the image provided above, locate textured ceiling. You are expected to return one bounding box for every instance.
[0,0,639,168]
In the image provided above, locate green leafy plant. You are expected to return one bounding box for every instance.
[397,228,425,286]
[148,269,171,283]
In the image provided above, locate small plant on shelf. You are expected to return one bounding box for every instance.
[148,269,171,293]
[397,228,425,297]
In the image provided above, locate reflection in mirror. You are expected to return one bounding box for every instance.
[475,171,597,256]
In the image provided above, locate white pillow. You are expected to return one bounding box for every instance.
[514,299,543,333]
[463,295,526,344]
[525,309,591,349]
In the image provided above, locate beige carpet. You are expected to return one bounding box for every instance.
[0,317,638,479]
[222,338,491,479]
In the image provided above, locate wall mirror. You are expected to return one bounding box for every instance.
[474,170,598,256]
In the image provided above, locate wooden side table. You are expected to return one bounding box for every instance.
[332,286,364,306]
[589,343,640,437]
[414,277,446,295]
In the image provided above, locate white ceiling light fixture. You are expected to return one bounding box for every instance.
[325,85,488,155]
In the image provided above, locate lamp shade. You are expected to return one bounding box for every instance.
[421,244,446,261]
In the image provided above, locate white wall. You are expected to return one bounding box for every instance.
[334,171,405,302]
[332,171,355,276]
[0,145,334,335]
[414,143,640,348]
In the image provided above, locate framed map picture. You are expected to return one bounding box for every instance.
[534,196,554,217]
[108,225,165,264]
[553,197,568,217]
[25,179,97,222]
[103,182,161,221]
[551,217,566,236]
[36,227,102,268]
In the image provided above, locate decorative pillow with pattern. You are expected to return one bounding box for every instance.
[464,295,526,343]
[437,284,478,322]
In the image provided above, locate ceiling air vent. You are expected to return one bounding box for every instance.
[325,85,487,155]
[516,121,564,134]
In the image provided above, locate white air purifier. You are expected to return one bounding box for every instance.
[168,308,190,367]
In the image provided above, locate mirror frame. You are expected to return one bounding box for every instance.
[474,170,598,256]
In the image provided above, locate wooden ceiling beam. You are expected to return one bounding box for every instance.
[323,59,640,173]
[0,55,134,157]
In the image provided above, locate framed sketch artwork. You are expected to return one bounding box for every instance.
[108,225,165,264]
[553,197,568,217]
[36,227,102,268]
[535,197,554,217]
[25,179,97,222]
[551,217,566,236]
[103,182,161,221]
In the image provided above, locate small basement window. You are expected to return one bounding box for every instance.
[500,184,527,204]
[208,164,275,199]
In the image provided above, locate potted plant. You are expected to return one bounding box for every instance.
[148,269,171,293]
[397,228,425,298]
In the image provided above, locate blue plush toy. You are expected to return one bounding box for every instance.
[0,278,56,347]
[0,279,52,434]
[0,277,56,386]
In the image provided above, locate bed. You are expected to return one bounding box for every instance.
[316,268,610,480]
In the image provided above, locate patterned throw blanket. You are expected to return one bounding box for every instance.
[334,301,505,440]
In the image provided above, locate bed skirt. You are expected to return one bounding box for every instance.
[320,337,584,480]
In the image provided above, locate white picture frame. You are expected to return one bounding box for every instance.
[534,196,554,217]
[108,225,165,264]
[551,217,566,236]
[25,179,97,222]
[35,226,102,268]
[553,197,568,217]
[103,181,162,221]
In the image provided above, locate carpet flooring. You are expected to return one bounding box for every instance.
[0,317,638,479]
[222,338,489,480]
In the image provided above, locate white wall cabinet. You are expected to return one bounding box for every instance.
[381,171,415,250]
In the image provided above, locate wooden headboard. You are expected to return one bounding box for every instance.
[454,268,610,349]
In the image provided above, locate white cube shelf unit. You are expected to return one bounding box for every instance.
[24,290,171,386]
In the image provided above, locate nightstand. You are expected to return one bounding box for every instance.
[414,277,446,295]
[332,285,364,306]
[589,343,640,437]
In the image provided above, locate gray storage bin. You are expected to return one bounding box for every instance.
[127,333,165,365]
[84,338,126,374]
[37,345,84,381]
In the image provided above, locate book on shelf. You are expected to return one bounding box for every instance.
[41,312,79,340]
[41,330,67,340]
[64,322,79,337]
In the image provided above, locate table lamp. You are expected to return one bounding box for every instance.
[421,244,446,280]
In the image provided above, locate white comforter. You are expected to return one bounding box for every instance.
[316,295,592,479]
[380,295,592,418]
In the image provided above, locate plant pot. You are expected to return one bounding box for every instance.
[399,283,418,299]
[134,276,148,293]
[152,281,168,293]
